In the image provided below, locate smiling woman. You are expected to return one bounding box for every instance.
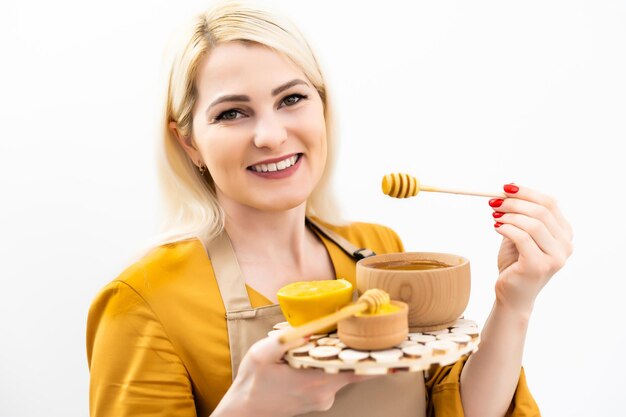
[156,3,339,245]
[86,1,571,416]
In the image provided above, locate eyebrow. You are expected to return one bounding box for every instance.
[271,78,309,97]
[205,79,309,116]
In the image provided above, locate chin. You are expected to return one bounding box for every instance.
[248,190,310,213]
[258,198,307,212]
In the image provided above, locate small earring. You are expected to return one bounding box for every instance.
[198,162,206,174]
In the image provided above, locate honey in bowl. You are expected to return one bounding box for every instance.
[367,259,451,271]
[338,300,409,350]
[355,302,402,317]
[357,252,471,331]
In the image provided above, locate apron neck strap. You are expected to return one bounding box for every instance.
[206,231,252,311]
[306,218,376,260]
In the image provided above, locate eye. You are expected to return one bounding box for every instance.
[215,109,245,122]
[281,93,308,107]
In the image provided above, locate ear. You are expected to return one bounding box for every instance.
[169,121,202,167]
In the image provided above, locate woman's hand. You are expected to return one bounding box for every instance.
[214,334,375,417]
[489,184,573,316]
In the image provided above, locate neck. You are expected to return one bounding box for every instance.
[218,194,314,268]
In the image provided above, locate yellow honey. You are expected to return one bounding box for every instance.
[355,302,401,317]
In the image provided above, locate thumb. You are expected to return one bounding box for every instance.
[250,331,308,364]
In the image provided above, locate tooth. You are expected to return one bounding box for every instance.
[284,158,292,168]
[268,163,277,172]
[252,166,259,172]
[261,164,268,172]
[277,160,286,170]
[291,155,297,164]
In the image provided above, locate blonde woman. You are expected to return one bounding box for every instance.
[86,1,573,416]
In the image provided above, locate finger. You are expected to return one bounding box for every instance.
[492,194,570,244]
[494,212,561,256]
[493,222,545,261]
[250,334,308,364]
[501,184,573,240]
[495,223,568,278]
[318,372,377,393]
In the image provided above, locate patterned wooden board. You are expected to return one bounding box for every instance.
[271,318,480,375]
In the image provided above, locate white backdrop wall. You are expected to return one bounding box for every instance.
[1,0,624,416]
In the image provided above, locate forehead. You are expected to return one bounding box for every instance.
[195,41,308,97]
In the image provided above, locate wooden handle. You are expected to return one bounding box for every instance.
[278,302,368,345]
[420,184,506,198]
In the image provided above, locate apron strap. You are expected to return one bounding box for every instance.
[206,231,252,311]
[306,218,376,260]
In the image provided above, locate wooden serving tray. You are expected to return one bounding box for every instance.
[270,318,480,375]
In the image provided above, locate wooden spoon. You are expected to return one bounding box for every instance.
[382,173,506,198]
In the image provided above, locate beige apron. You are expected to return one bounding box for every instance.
[205,219,426,417]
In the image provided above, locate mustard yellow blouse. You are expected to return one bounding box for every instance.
[87,221,539,416]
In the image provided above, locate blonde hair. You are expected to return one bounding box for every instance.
[156,0,342,245]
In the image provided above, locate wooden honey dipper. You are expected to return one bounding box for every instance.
[382,173,506,199]
[278,289,391,345]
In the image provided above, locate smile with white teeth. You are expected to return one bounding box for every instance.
[250,154,300,173]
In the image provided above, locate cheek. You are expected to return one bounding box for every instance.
[315,117,329,166]
[195,133,243,179]
[317,130,328,164]
[301,105,327,151]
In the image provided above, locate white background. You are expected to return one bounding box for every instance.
[1,0,625,416]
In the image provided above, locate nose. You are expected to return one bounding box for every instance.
[253,112,288,149]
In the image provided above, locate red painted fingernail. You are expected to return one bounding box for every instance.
[494,222,503,228]
[489,198,503,208]
[492,211,504,219]
[504,183,519,194]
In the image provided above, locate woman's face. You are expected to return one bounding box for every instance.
[186,41,327,213]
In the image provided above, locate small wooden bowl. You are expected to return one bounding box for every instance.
[357,252,470,332]
[337,301,408,350]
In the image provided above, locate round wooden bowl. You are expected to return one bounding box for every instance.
[356,252,470,332]
[337,301,408,350]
